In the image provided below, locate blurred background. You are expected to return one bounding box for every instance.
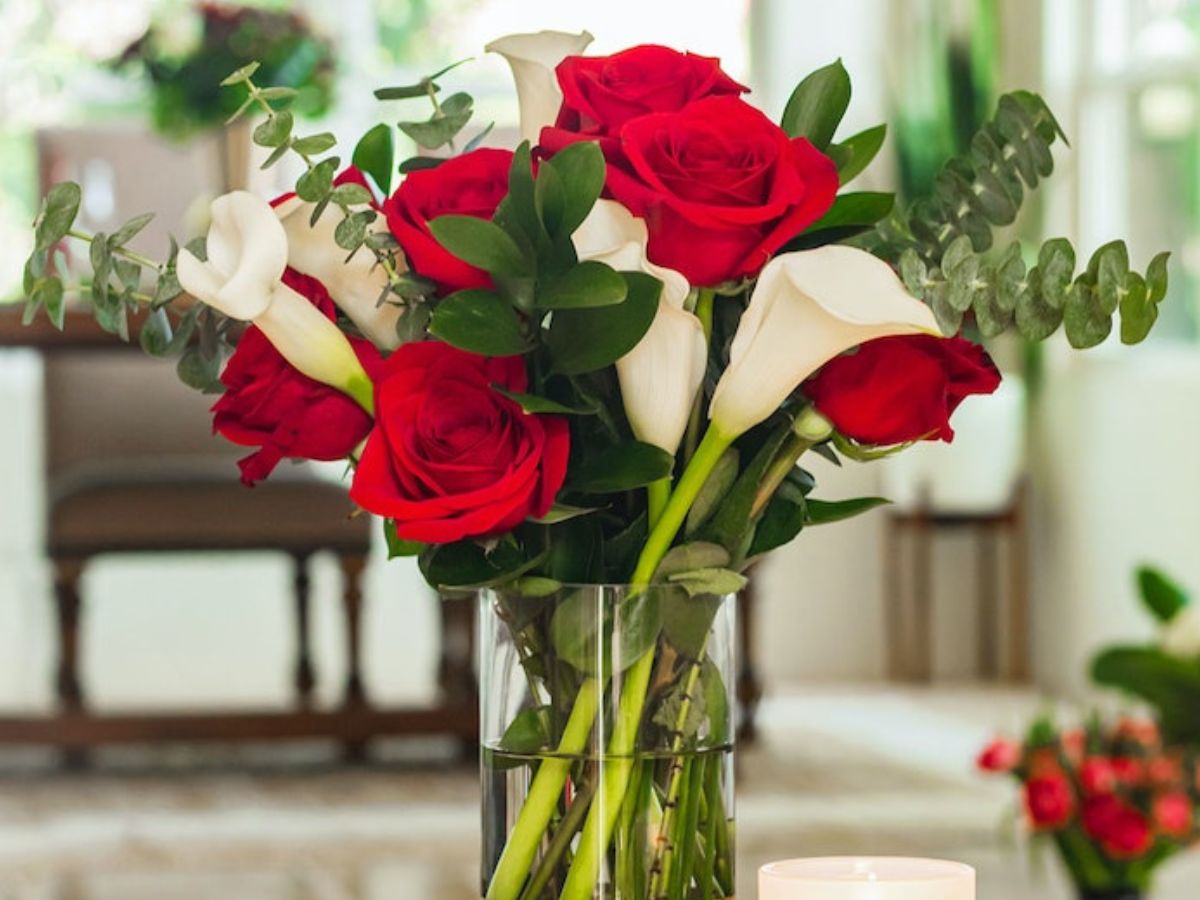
[2,0,1200,897]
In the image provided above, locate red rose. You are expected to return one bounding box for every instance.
[1024,773,1075,830]
[1082,793,1124,840]
[804,335,1001,445]
[349,342,569,543]
[597,96,837,286]
[1153,791,1192,838]
[1080,758,1118,795]
[213,270,382,486]
[1110,756,1145,786]
[1102,806,1154,859]
[383,148,514,294]
[977,738,1021,773]
[543,44,746,149]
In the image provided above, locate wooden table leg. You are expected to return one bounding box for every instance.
[292,553,315,709]
[912,509,933,682]
[883,517,907,680]
[1008,490,1031,681]
[977,526,1000,680]
[338,554,368,761]
[437,593,479,758]
[52,556,87,767]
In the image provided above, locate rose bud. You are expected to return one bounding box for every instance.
[1023,772,1076,831]
[977,738,1022,773]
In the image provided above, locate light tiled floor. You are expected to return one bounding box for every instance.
[0,686,1196,899]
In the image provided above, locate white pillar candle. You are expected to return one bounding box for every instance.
[759,857,975,900]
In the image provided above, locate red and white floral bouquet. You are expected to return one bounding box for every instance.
[22,31,1169,899]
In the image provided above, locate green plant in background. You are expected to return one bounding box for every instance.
[1093,567,1200,746]
[112,2,335,139]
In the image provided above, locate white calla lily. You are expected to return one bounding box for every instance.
[486,29,594,145]
[177,191,374,411]
[573,200,704,455]
[709,245,941,438]
[275,194,402,349]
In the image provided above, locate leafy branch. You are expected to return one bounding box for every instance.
[871,90,1170,346]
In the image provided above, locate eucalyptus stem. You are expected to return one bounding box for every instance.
[66,229,163,272]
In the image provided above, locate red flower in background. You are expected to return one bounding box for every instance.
[804,335,1001,446]
[595,96,837,286]
[1082,794,1154,858]
[213,270,382,486]
[1024,773,1075,830]
[977,738,1021,773]
[349,342,568,544]
[1079,757,1118,795]
[383,148,514,294]
[542,44,747,153]
[1153,791,1192,838]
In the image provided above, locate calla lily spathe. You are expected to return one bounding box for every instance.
[275,194,403,350]
[176,191,374,411]
[709,246,941,437]
[573,200,705,455]
[486,30,594,145]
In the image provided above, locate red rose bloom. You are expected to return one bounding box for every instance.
[1080,757,1118,795]
[1153,791,1192,838]
[1110,756,1145,786]
[349,342,569,543]
[804,335,1002,445]
[598,96,837,286]
[1082,793,1124,840]
[383,148,514,294]
[1102,805,1154,859]
[1024,772,1075,831]
[213,270,382,486]
[542,44,746,151]
[977,738,1021,773]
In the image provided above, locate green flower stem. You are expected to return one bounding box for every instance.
[646,477,671,531]
[485,676,601,900]
[694,289,715,341]
[699,772,720,900]
[559,647,656,900]
[748,406,833,523]
[682,289,716,464]
[558,423,736,900]
[632,425,736,586]
[516,773,596,900]
[67,229,163,272]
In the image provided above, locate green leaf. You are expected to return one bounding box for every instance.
[533,163,567,234]
[252,111,294,148]
[547,271,660,374]
[296,157,340,202]
[549,587,661,676]
[654,543,732,580]
[806,191,894,232]
[395,301,431,343]
[352,123,395,194]
[498,707,550,758]
[651,671,709,738]
[35,277,65,330]
[1091,647,1200,744]
[374,81,438,100]
[464,122,495,153]
[541,140,606,235]
[685,448,740,536]
[1137,566,1189,623]
[398,156,446,174]
[780,58,851,149]
[176,346,222,393]
[528,504,602,525]
[108,213,154,248]
[697,426,790,555]
[428,289,529,355]
[34,182,81,253]
[334,210,374,251]
[399,91,474,150]
[291,132,337,155]
[429,214,530,276]
[383,519,424,558]
[492,387,598,415]
[1063,279,1112,349]
[220,61,260,85]
[567,441,675,493]
[830,123,887,184]
[667,567,747,598]
[804,496,889,525]
[418,538,542,589]
[138,307,173,355]
[256,86,298,102]
[330,183,375,206]
[748,491,806,557]
[538,261,627,309]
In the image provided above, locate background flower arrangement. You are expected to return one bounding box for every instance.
[979,716,1199,899]
[19,27,1172,900]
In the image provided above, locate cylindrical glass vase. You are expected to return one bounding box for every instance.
[1077,891,1144,900]
[479,583,737,900]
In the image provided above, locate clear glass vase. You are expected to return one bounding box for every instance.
[479,583,737,900]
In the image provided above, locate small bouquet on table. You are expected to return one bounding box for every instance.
[22,28,1169,900]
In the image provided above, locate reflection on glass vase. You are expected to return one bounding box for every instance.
[1077,892,1144,900]
[479,583,736,900]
